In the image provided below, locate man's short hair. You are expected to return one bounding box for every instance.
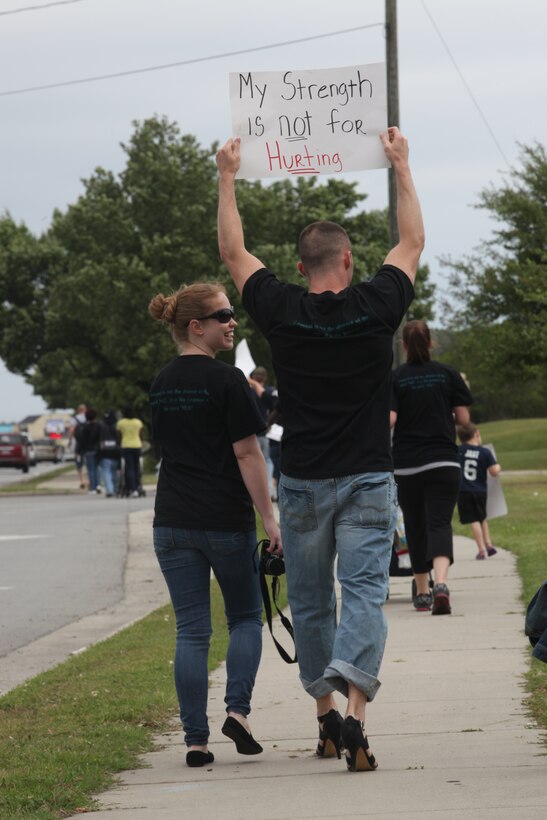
[298,221,351,273]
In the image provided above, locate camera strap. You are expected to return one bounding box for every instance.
[259,572,298,665]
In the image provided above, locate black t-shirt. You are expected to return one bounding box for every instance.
[79,420,101,453]
[242,265,414,479]
[391,360,473,469]
[97,420,121,463]
[150,356,265,530]
[251,385,277,436]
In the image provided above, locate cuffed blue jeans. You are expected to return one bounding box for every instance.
[153,528,263,747]
[279,472,396,702]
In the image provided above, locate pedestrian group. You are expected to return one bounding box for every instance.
[68,405,145,498]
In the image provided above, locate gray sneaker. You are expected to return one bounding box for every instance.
[432,583,451,615]
[413,593,432,611]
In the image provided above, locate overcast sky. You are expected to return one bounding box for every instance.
[1,0,545,420]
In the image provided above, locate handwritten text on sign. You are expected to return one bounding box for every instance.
[230,63,388,179]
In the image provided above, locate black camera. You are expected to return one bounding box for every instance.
[259,539,285,577]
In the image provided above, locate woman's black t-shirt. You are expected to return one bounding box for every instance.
[150,355,265,531]
[391,360,473,469]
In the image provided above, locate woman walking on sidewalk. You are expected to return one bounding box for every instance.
[390,320,472,615]
[149,282,282,768]
[116,406,144,498]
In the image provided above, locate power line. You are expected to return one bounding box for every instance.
[421,0,510,166]
[0,21,383,97]
[0,0,84,17]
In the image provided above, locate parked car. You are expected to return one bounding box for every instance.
[0,433,32,472]
[21,432,37,466]
[33,437,65,463]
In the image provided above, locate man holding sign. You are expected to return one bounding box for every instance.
[216,127,424,771]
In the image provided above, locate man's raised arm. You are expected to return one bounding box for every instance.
[216,138,264,294]
[380,127,425,285]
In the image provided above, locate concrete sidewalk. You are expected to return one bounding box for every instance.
[83,538,545,820]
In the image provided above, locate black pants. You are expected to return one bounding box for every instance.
[395,466,461,574]
[122,448,141,493]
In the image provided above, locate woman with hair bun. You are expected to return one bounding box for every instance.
[390,320,472,615]
[149,282,282,768]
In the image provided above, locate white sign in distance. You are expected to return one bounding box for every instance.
[234,339,257,378]
[485,443,508,519]
[230,63,389,180]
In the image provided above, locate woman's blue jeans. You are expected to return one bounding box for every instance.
[84,451,99,491]
[153,528,263,747]
[279,472,396,702]
[100,458,118,496]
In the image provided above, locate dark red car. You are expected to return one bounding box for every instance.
[0,433,32,472]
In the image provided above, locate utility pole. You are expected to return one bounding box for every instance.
[385,0,403,366]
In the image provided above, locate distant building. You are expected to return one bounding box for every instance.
[18,412,74,441]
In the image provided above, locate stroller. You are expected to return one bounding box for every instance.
[389,505,413,578]
[116,454,146,498]
[389,506,432,600]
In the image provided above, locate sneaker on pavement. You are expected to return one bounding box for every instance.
[413,593,432,611]
[475,552,487,560]
[130,490,140,498]
[432,583,451,615]
[486,546,498,556]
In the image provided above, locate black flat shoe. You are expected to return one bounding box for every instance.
[186,750,214,767]
[316,709,343,759]
[341,716,377,772]
[222,716,263,755]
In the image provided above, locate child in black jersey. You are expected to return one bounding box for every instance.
[457,423,501,560]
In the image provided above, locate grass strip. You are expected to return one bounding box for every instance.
[0,465,75,494]
[478,417,547,471]
[0,466,157,496]
[0,605,179,818]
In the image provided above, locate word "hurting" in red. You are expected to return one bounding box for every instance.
[266,141,343,175]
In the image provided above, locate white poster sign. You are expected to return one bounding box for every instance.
[485,443,508,519]
[230,63,388,179]
[234,339,256,377]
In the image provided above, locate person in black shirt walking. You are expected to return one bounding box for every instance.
[79,408,102,494]
[216,127,424,771]
[391,320,472,615]
[149,282,281,768]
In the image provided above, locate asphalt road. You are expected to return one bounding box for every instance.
[0,492,154,657]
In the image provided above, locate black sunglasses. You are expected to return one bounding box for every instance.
[195,307,236,323]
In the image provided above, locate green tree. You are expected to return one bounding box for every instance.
[0,116,435,413]
[440,142,547,419]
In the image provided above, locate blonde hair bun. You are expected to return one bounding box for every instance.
[148,292,177,324]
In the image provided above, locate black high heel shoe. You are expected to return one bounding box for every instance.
[316,709,343,759]
[222,716,263,755]
[341,716,377,772]
[186,750,214,767]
